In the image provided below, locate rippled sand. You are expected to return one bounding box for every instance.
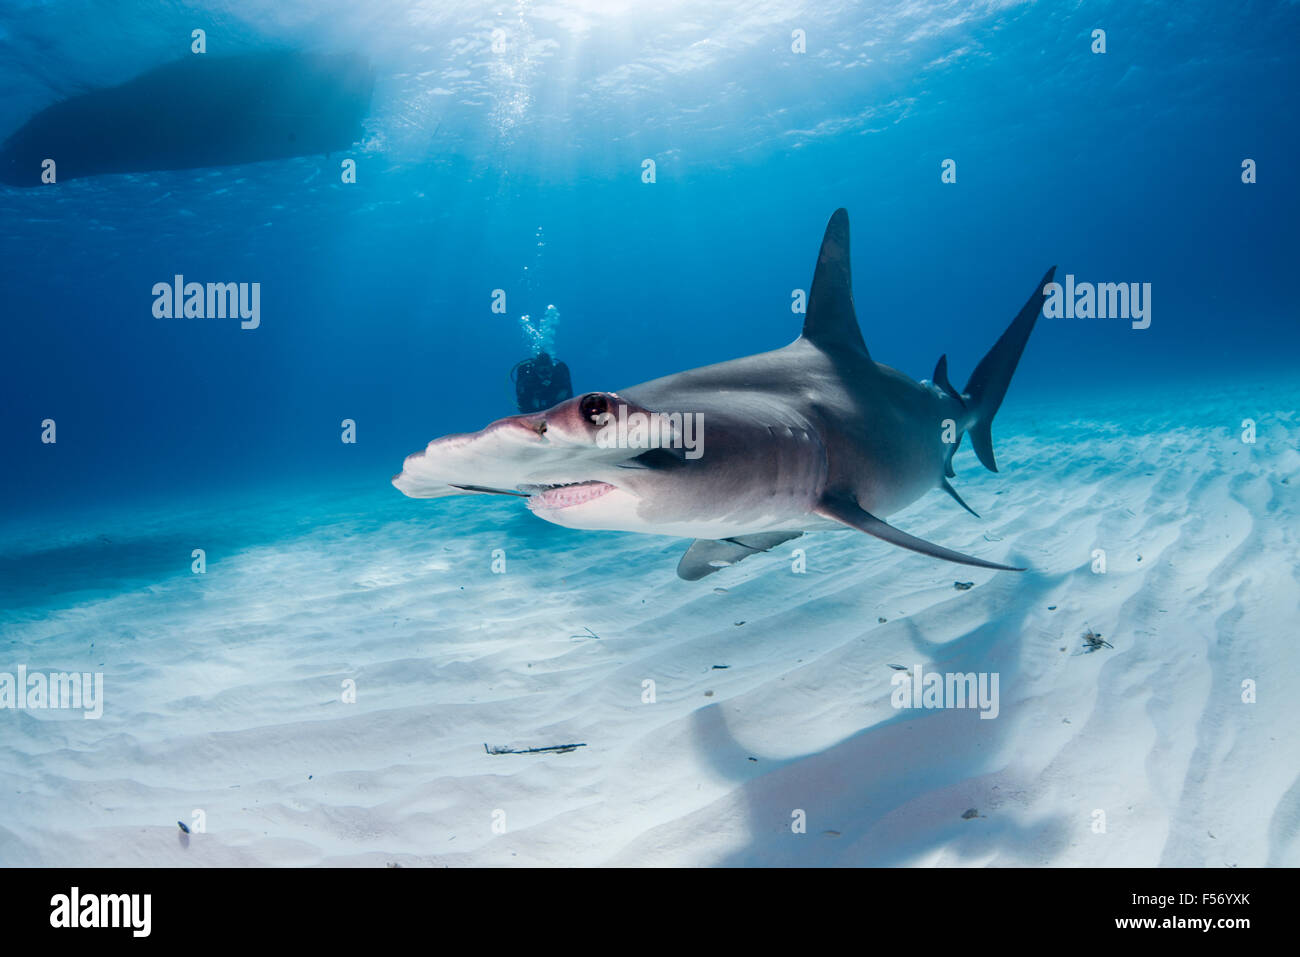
[2,384,1297,866]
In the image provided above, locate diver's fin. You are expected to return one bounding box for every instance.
[815,494,1021,571]
[932,354,965,408]
[800,209,870,360]
[964,266,1056,473]
[940,478,979,518]
[676,532,803,581]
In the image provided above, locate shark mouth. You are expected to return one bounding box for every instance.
[524,481,616,511]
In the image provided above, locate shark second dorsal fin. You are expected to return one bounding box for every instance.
[932,354,965,408]
[801,208,870,360]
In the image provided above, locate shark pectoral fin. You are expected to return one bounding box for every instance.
[815,495,1022,571]
[940,478,980,518]
[678,540,743,580]
[676,532,803,581]
[730,531,804,552]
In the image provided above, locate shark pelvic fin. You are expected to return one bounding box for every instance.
[800,208,870,360]
[940,478,980,518]
[676,531,803,581]
[815,494,1022,571]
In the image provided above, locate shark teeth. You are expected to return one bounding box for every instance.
[525,481,615,511]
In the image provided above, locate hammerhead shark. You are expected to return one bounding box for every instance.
[393,209,1054,580]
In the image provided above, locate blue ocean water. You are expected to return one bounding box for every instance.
[2,0,1296,522]
[1,1,1298,868]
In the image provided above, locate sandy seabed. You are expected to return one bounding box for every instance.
[2,384,1297,867]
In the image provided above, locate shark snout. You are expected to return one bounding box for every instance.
[391,414,552,497]
[390,404,632,500]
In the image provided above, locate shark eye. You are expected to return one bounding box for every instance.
[579,393,610,423]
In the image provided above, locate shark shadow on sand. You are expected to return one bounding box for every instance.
[627,569,1073,865]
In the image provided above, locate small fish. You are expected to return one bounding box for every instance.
[177,821,190,834]
[954,581,974,590]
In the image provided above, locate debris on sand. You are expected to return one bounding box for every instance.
[1081,630,1113,653]
[484,742,587,756]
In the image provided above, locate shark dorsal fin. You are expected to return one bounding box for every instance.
[801,208,870,360]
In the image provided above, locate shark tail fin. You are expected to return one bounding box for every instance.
[963,266,1056,472]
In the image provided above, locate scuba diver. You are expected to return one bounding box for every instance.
[512,350,573,412]
[513,304,573,412]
